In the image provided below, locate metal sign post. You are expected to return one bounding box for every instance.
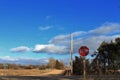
[83,58,86,80]
[79,46,89,80]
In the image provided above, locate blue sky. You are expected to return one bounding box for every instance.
[0,0,120,65]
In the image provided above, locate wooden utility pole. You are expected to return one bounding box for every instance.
[70,34,73,74]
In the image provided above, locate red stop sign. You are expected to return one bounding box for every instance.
[79,46,89,57]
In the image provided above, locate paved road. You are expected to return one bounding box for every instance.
[0,75,120,80]
[0,76,81,80]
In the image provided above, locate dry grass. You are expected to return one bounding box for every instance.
[0,69,59,76]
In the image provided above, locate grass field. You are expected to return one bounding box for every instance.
[0,69,120,80]
[0,69,64,76]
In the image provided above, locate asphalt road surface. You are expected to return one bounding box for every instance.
[0,75,120,80]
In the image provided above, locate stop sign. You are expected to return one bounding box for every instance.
[79,46,89,57]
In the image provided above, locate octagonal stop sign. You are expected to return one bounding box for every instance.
[79,46,89,57]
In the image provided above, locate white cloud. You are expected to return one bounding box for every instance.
[89,22,120,35]
[0,56,18,61]
[49,34,70,44]
[10,46,30,53]
[39,26,52,30]
[72,31,87,36]
[33,44,68,54]
[0,56,49,65]
[49,31,86,44]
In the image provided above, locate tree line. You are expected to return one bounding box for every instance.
[0,58,65,70]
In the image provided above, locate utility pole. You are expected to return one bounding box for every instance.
[70,34,73,74]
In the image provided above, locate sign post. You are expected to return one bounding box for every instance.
[79,46,89,80]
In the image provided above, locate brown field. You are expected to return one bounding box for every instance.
[0,69,64,76]
[0,69,120,80]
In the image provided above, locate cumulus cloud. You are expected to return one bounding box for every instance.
[39,26,52,30]
[10,46,30,53]
[89,22,120,35]
[33,44,68,54]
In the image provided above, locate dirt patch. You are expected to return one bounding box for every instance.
[39,70,64,76]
